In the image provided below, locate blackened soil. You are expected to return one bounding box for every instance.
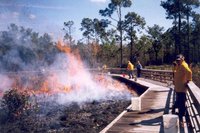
[0,99,130,133]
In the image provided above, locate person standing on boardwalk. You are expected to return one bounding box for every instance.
[127,61,134,79]
[136,61,142,78]
[102,64,107,73]
[172,54,192,122]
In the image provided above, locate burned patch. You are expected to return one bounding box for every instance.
[0,99,130,133]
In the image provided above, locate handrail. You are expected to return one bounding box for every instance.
[1,69,199,112]
[140,69,173,83]
[187,82,200,112]
[101,68,200,132]
[186,82,200,132]
[1,68,199,131]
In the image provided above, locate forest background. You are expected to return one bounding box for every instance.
[0,0,200,86]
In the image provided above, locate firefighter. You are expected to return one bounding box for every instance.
[136,61,142,78]
[127,61,134,79]
[172,54,192,123]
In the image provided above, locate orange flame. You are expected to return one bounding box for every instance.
[1,40,130,98]
[56,40,71,53]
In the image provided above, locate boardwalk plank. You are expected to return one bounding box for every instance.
[102,78,169,133]
[101,77,194,133]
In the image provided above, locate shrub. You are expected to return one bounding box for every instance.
[2,89,30,119]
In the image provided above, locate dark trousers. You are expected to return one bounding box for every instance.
[137,69,141,77]
[128,70,133,79]
[172,92,186,121]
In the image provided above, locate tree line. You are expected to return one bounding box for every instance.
[0,24,59,72]
[64,0,200,67]
[0,0,200,71]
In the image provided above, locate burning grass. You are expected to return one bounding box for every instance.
[0,41,135,132]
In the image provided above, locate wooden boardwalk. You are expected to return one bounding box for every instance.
[100,77,193,133]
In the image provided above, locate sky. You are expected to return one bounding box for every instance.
[0,0,199,41]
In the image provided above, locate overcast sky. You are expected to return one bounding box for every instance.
[0,0,199,41]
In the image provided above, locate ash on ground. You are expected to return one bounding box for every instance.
[0,99,130,133]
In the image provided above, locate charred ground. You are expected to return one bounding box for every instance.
[0,98,130,133]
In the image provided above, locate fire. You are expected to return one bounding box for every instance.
[1,40,131,102]
[93,74,127,92]
[56,40,70,53]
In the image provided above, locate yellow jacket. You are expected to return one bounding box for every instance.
[174,61,192,93]
[127,62,134,70]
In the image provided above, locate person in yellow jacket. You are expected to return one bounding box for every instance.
[172,54,192,122]
[127,61,134,79]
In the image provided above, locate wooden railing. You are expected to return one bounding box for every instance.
[103,68,200,132]
[138,69,200,132]
[96,68,173,82]
[140,69,173,83]
[1,68,199,132]
[186,82,200,133]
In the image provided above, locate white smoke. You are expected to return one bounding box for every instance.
[0,27,132,104]
[0,74,13,94]
[43,52,132,105]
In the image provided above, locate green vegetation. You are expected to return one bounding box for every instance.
[0,0,200,131]
[1,0,200,69]
[0,24,59,72]
[0,0,199,75]
[77,0,200,66]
